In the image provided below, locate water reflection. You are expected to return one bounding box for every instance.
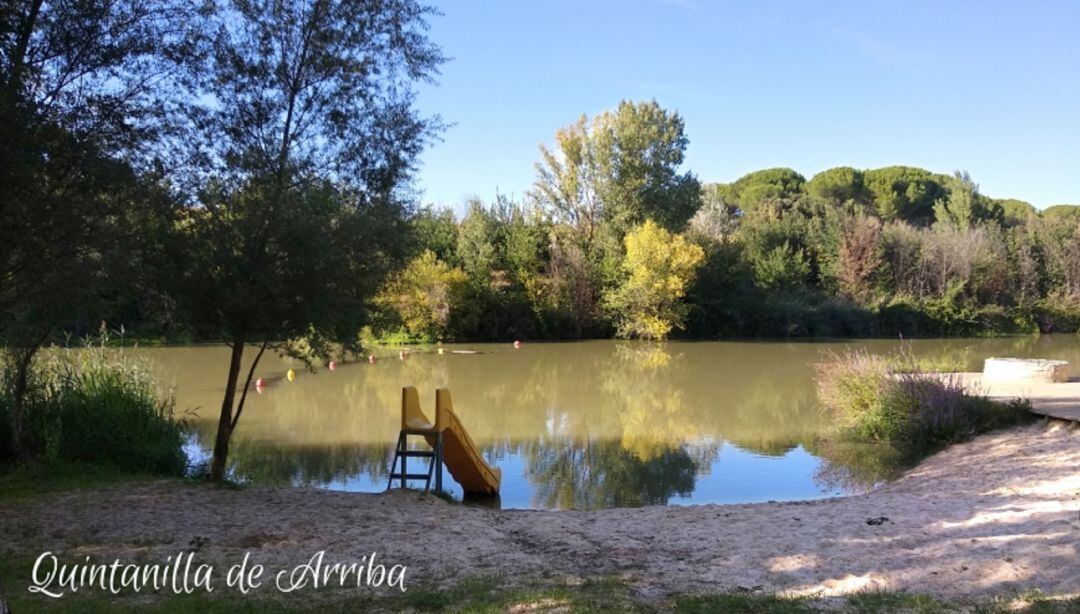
[131,335,1080,509]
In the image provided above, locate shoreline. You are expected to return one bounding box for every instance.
[1,421,1077,604]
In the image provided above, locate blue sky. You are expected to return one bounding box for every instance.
[414,0,1079,213]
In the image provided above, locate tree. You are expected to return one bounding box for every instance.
[457,199,502,279]
[1041,204,1080,222]
[0,0,198,457]
[168,0,444,481]
[532,101,700,335]
[863,166,948,223]
[375,250,468,341]
[688,184,740,243]
[807,167,869,207]
[836,214,884,304]
[412,206,459,264]
[737,196,822,290]
[605,220,704,340]
[533,100,700,238]
[932,171,1002,230]
[995,199,1036,227]
[752,242,811,291]
[723,168,806,213]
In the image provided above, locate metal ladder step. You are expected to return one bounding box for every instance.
[398,450,434,458]
[389,472,434,481]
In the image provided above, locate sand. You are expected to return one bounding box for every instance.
[1,421,1077,601]
[952,372,1080,422]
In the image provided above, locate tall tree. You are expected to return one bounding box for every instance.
[531,100,699,335]
[0,0,198,457]
[532,100,700,239]
[170,0,444,480]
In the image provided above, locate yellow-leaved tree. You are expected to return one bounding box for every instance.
[375,250,469,342]
[605,220,705,340]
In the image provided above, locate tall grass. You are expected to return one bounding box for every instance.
[0,341,186,475]
[815,349,1031,458]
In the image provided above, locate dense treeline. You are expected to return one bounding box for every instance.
[370,103,1080,342]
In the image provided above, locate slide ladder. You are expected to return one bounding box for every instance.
[386,387,500,496]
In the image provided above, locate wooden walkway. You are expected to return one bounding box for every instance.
[952,372,1080,422]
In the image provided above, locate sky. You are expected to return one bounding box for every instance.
[413,0,1080,214]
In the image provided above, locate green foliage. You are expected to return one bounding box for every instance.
[723,167,806,212]
[1040,204,1080,221]
[375,251,470,342]
[533,99,700,238]
[412,206,460,265]
[0,344,185,474]
[604,221,705,340]
[932,171,1003,230]
[807,166,870,206]
[0,0,199,458]
[457,199,502,279]
[996,198,1037,226]
[752,242,812,290]
[864,166,949,223]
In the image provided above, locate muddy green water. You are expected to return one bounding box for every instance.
[132,336,1080,510]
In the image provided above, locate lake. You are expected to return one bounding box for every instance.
[133,335,1080,510]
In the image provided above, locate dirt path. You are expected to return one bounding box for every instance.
[1,422,1077,600]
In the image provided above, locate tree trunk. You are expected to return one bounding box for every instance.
[7,0,44,93]
[8,345,38,460]
[208,341,245,481]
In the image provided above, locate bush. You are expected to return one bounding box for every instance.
[815,349,1031,458]
[1,345,186,475]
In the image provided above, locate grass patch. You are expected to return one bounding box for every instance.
[845,590,948,613]
[0,459,160,503]
[675,592,811,613]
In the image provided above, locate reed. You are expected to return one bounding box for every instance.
[1,339,186,475]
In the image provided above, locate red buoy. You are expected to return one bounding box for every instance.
[368,354,376,364]
[513,340,522,349]
[328,361,336,371]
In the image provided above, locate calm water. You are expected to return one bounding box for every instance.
[133,336,1080,510]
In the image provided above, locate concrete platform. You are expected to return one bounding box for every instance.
[950,372,1080,422]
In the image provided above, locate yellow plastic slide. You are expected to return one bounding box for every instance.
[400,387,501,495]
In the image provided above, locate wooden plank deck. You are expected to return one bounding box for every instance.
[951,372,1080,422]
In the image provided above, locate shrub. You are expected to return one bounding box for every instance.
[1,345,186,475]
[815,349,1030,457]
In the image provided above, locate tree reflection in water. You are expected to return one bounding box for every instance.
[525,438,696,510]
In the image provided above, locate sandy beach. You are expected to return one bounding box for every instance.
[1,421,1077,602]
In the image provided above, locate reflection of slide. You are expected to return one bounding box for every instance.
[400,387,501,495]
